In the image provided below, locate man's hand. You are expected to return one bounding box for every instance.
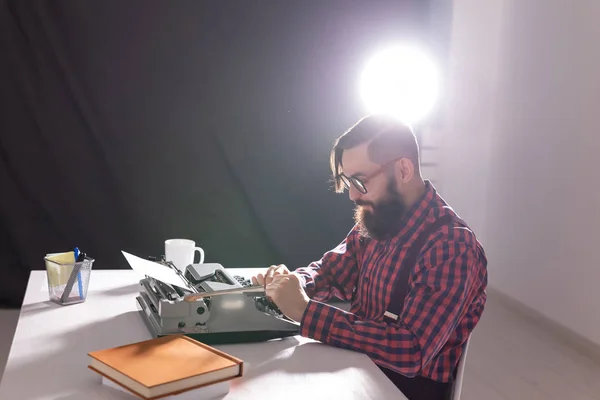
[251,264,290,287]
[266,274,310,322]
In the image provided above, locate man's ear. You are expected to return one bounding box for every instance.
[395,158,414,183]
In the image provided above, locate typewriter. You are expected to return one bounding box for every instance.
[134,257,300,345]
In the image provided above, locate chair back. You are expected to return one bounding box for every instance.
[450,335,471,400]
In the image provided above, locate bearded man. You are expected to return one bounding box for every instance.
[252,114,488,400]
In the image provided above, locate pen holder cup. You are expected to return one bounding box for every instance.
[44,257,95,306]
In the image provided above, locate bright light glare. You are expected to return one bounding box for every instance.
[360,44,439,125]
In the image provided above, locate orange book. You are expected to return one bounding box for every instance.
[87,335,243,399]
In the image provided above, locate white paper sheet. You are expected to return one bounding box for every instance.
[121,251,188,289]
[101,376,230,399]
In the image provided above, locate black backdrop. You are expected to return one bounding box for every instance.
[0,0,451,307]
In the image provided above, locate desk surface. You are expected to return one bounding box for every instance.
[0,269,405,400]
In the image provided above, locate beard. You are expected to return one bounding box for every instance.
[353,178,406,240]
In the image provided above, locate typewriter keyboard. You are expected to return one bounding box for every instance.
[233,275,285,317]
[234,275,253,287]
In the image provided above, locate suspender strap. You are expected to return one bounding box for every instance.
[383,214,466,323]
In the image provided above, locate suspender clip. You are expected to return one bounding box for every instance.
[383,311,399,321]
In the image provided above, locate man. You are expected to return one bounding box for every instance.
[252,114,487,400]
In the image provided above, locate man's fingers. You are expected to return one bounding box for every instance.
[268,274,290,286]
[265,266,276,285]
[269,265,282,283]
[253,273,265,286]
[276,265,290,276]
[265,264,286,285]
[256,264,290,291]
[265,275,289,298]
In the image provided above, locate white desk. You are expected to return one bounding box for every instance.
[0,270,405,400]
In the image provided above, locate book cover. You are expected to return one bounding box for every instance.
[88,335,243,399]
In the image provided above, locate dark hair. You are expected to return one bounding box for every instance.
[330,114,420,193]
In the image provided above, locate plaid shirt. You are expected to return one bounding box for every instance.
[295,181,488,383]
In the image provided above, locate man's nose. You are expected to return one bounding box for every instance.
[348,186,363,203]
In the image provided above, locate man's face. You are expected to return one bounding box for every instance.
[340,144,406,240]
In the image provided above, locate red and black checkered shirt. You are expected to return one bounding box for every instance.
[295,180,488,383]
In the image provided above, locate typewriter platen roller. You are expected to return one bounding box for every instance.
[135,261,300,344]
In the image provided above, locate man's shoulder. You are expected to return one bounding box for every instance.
[423,206,484,254]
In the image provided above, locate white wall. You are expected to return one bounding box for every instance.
[437,0,506,240]
[441,0,600,346]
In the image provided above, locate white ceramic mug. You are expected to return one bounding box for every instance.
[164,239,205,272]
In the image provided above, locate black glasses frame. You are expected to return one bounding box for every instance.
[336,156,404,195]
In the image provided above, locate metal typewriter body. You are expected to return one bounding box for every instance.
[135,261,300,344]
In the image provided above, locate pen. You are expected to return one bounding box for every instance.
[74,247,84,299]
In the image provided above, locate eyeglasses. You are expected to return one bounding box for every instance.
[336,157,403,194]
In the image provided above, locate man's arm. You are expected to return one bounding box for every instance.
[299,233,483,377]
[293,227,361,303]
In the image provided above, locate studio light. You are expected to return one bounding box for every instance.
[359,44,439,125]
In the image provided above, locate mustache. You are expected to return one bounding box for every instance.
[354,200,375,207]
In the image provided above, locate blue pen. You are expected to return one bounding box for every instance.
[74,247,84,299]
